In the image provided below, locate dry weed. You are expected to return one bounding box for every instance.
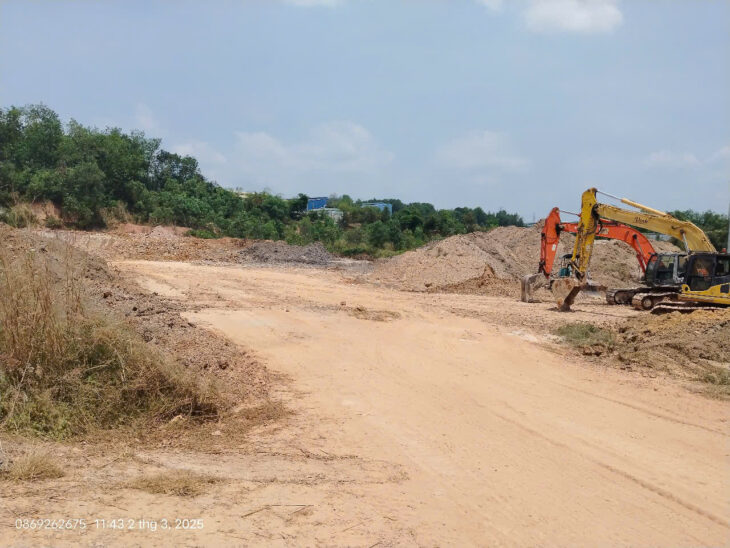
[0,235,220,438]
[127,470,221,497]
[1,452,64,481]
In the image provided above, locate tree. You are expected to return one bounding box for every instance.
[367,221,389,247]
[17,104,63,169]
[670,209,729,250]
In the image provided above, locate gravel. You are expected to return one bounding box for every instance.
[238,241,335,265]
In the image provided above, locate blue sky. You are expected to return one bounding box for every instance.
[1,0,728,220]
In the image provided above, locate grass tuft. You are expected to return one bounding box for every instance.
[1,452,64,481]
[1,204,38,228]
[127,470,221,497]
[555,322,615,350]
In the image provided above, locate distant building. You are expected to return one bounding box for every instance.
[305,197,342,222]
[361,202,393,214]
[320,208,344,222]
[306,197,328,211]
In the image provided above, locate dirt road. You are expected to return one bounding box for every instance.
[111,260,729,546]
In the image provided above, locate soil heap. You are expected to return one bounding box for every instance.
[238,241,334,265]
[369,225,680,296]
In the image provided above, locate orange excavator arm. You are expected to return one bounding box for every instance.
[591,221,655,273]
[538,207,655,278]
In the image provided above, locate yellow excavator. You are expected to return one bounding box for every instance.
[554,188,729,313]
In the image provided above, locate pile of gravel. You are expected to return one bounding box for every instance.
[239,241,334,265]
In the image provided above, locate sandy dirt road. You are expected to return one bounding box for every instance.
[4,259,728,547]
[111,260,730,547]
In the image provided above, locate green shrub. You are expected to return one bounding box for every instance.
[44,216,63,229]
[555,322,615,350]
[187,228,220,239]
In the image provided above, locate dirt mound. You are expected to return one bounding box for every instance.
[613,309,730,393]
[1,226,270,404]
[36,228,339,268]
[114,223,189,236]
[239,241,335,265]
[370,225,680,296]
[35,228,251,263]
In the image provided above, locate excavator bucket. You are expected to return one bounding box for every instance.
[520,273,548,303]
[551,277,583,311]
[551,278,606,311]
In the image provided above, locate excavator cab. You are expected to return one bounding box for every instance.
[652,253,730,312]
[644,253,687,286]
[684,253,730,293]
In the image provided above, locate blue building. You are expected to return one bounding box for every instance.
[306,197,328,211]
[362,202,393,214]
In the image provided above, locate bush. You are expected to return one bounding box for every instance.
[0,245,219,438]
[44,216,63,229]
[2,204,37,228]
[555,322,615,350]
[187,228,219,239]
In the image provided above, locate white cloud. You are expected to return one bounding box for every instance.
[282,0,342,6]
[436,130,529,172]
[525,0,623,34]
[475,0,504,11]
[171,141,227,165]
[233,121,392,184]
[644,150,700,169]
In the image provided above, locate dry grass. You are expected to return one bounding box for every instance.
[236,400,288,424]
[0,235,220,438]
[1,452,64,481]
[127,470,221,497]
[1,204,38,228]
[555,322,615,351]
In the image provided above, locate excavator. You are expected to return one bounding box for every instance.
[554,188,729,313]
[520,207,656,302]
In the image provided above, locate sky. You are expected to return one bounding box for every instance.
[1,0,728,220]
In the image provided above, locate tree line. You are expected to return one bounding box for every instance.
[0,104,529,256]
[1,104,726,255]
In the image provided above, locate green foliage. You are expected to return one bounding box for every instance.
[555,322,615,350]
[1,103,529,256]
[187,228,219,239]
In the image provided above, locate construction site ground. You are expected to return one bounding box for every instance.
[2,227,729,547]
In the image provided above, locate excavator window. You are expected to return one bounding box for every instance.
[677,255,688,279]
[687,256,714,291]
[655,255,675,283]
[715,257,730,277]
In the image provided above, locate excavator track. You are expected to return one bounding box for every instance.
[651,302,726,314]
[631,291,678,311]
[605,288,639,305]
